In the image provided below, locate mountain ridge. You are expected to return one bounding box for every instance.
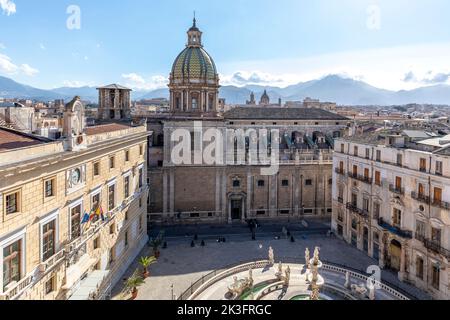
[1,75,450,106]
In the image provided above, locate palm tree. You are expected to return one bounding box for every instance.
[124,272,145,300]
[140,256,157,278]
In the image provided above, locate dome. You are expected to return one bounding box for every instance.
[171,46,217,81]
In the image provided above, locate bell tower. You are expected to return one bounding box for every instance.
[187,14,202,47]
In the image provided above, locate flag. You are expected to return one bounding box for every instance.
[81,212,90,224]
[89,209,96,221]
[99,207,106,221]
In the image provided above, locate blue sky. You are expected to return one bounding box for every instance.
[1,0,450,90]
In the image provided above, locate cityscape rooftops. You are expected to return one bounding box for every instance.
[85,123,134,136]
[224,107,349,121]
[0,127,49,152]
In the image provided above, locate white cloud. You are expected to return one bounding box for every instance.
[121,73,168,90]
[0,43,5,50]
[0,53,18,74]
[0,0,16,16]
[221,71,285,86]
[20,64,39,76]
[62,80,93,88]
[39,43,46,50]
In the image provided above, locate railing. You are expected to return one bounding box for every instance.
[335,168,345,176]
[346,203,369,219]
[389,185,405,195]
[178,258,413,301]
[337,197,344,204]
[430,199,450,210]
[411,192,430,204]
[0,274,34,300]
[416,235,450,259]
[378,218,412,239]
[347,173,372,185]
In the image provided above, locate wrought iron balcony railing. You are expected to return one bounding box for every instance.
[335,168,345,176]
[415,234,450,259]
[348,172,373,185]
[389,184,405,195]
[378,218,412,239]
[346,203,369,218]
[431,199,450,210]
[411,192,430,204]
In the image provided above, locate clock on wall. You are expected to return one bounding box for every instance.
[71,168,81,185]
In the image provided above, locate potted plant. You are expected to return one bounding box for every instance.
[140,256,157,278]
[124,272,144,300]
[149,231,165,258]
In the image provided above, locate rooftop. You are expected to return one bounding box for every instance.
[0,127,48,152]
[96,84,132,91]
[85,123,134,136]
[224,107,349,121]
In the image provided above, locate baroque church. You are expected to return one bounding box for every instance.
[146,19,350,225]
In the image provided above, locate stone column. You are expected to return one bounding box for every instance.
[169,170,175,215]
[247,172,252,218]
[399,244,406,281]
[181,90,184,111]
[163,170,168,215]
[379,236,385,268]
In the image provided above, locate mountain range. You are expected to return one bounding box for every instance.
[1,75,450,106]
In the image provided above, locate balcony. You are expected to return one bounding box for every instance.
[335,168,345,176]
[431,199,450,210]
[337,197,344,204]
[378,218,412,239]
[346,202,369,218]
[348,172,373,185]
[415,234,450,259]
[411,192,430,204]
[389,184,405,195]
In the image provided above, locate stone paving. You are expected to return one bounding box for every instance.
[111,234,431,300]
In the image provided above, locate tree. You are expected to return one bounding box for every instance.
[140,256,157,278]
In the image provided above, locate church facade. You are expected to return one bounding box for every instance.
[147,19,350,224]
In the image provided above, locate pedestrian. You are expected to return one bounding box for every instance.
[201,240,205,247]
[191,240,195,247]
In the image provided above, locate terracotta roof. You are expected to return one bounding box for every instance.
[0,128,44,152]
[85,123,133,136]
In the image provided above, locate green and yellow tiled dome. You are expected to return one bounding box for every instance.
[171,46,217,81]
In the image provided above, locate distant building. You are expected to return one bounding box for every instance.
[97,84,132,120]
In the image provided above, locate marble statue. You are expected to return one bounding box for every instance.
[313,247,320,266]
[305,248,310,268]
[268,246,274,265]
[344,271,351,289]
[278,261,283,274]
[369,284,376,300]
[284,266,291,286]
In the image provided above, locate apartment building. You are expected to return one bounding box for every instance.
[332,130,450,299]
[0,97,149,300]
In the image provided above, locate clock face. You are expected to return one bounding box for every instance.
[71,169,81,185]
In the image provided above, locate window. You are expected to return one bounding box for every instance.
[351,193,358,206]
[125,211,129,221]
[233,180,240,188]
[418,183,425,197]
[109,223,116,235]
[354,146,358,156]
[124,230,129,247]
[108,185,115,211]
[352,165,358,177]
[45,275,55,295]
[139,197,142,208]
[70,205,81,239]
[339,161,344,173]
[351,218,358,230]
[280,210,290,215]
[338,186,344,201]
[393,208,402,228]
[109,156,115,169]
[93,162,100,176]
[42,220,56,261]
[363,198,369,212]
[93,237,100,250]
[92,193,100,212]
[3,240,22,291]
[139,145,143,156]
[257,180,265,187]
[375,171,381,186]
[341,144,345,153]
[282,180,289,187]
[432,264,440,289]
[256,210,265,215]
[395,177,402,190]
[419,158,427,172]
[109,247,115,264]
[337,211,344,222]
[328,179,333,185]
[365,148,370,159]
[397,154,403,166]
[44,178,55,198]
[139,168,143,188]
[416,257,424,280]
[434,187,442,204]
[139,214,143,231]
[431,228,441,245]
[364,168,370,179]
[124,176,130,199]
[376,150,381,162]
[305,179,312,186]
[416,220,426,239]
[5,191,20,215]
[436,161,443,176]
[125,150,130,162]
[373,203,380,220]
